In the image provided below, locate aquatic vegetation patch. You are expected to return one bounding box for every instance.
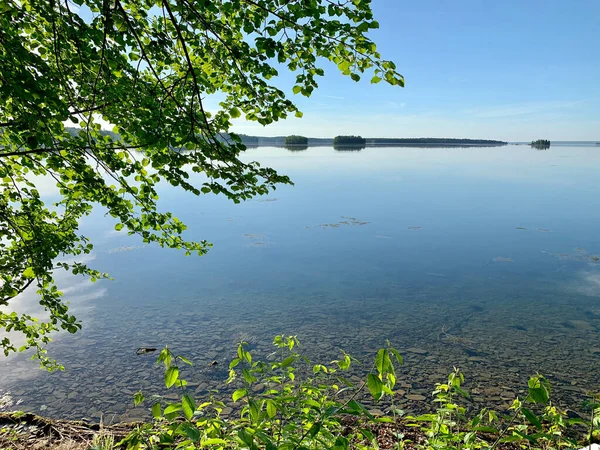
[542,248,600,264]
[306,216,370,229]
[243,233,272,248]
[493,256,514,262]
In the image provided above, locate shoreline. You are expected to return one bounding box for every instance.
[2,411,593,450]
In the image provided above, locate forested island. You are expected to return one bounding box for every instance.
[530,139,551,149]
[284,135,309,145]
[333,135,367,145]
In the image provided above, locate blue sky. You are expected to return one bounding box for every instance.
[232,0,600,141]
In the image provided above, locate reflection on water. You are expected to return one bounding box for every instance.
[333,144,365,151]
[284,144,309,151]
[1,145,600,422]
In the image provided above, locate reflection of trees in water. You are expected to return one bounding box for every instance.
[285,144,309,152]
[333,144,365,151]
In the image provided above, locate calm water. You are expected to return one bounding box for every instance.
[1,144,600,421]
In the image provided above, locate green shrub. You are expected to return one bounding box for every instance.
[118,336,599,449]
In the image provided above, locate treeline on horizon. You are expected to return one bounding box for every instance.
[62,128,506,148]
[366,137,507,145]
[234,134,507,146]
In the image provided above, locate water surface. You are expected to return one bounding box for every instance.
[1,144,599,421]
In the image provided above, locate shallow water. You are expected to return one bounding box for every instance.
[1,144,599,421]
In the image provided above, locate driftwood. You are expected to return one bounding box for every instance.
[135,347,157,355]
[0,412,138,449]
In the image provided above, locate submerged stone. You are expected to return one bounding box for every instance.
[405,347,428,355]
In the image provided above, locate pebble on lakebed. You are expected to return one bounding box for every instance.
[493,256,513,262]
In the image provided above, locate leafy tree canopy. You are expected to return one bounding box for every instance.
[0,0,403,369]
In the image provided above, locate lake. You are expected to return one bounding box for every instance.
[1,144,599,421]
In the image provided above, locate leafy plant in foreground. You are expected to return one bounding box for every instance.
[120,337,594,450]
[409,371,591,450]
[120,336,403,449]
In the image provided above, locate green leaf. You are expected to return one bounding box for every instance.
[337,60,350,72]
[22,267,35,279]
[133,390,145,407]
[527,375,550,404]
[367,374,384,401]
[375,349,393,376]
[332,436,349,450]
[159,433,175,444]
[454,385,472,400]
[521,407,542,430]
[163,403,182,415]
[292,85,302,94]
[165,366,179,388]
[280,356,295,368]
[375,349,385,375]
[389,347,403,366]
[182,394,196,420]
[157,347,172,368]
[308,422,321,437]
[238,429,254,447]
[337,354,351,370]
[178,356,193,366]
[242,368,256,384]
[151,402,161,418]
[114,223,124,231]
[232,388,247,402]
[180,423,201,442]
[266,400,276,418]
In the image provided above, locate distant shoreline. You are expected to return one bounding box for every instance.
[251,142,507,149]
[236,135,508,147]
